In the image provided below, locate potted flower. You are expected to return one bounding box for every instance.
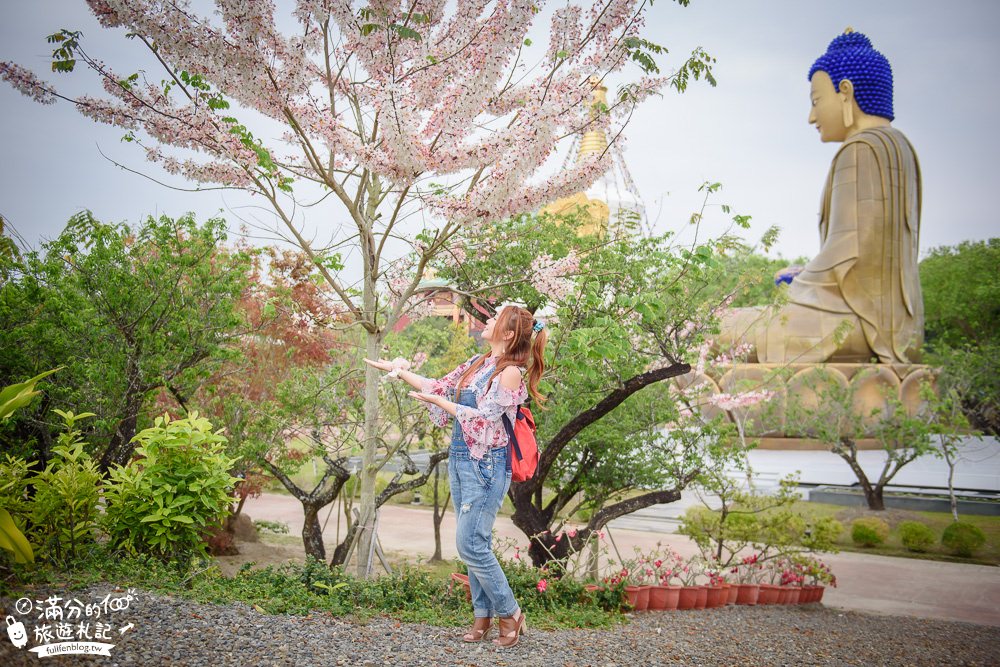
[779,563,804,604]
[704,569,728,608]
[609,560,650,612]
[797,555,836,603]
[758,559,783,605]
[731,553,763,605]
[675,557,704,610]
[647,547,684,611]
[449,572,472,602]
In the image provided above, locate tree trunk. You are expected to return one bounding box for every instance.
[356,330,383,577]
[864,485,885,511]
[302,503,326,562]
[331,523,359,567]
[100,352,144,473]
[835,441,885,511]
[430,460,449,563]
[945,447,960,522]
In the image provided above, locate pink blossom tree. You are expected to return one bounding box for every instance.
[2,0,715,575]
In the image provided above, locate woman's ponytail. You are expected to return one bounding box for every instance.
[527,325,547,405]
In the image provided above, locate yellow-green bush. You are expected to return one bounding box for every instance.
[850,517,890,547]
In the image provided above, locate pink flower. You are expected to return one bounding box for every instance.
[568,528,577,538]
[555,534,562,542]
[537,579,548,593]
[654,559,662,568]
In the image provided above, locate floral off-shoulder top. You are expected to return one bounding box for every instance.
[422,354,527,461]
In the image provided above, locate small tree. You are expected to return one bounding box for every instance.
[919,382,981,522]
[0,213,253,472]
[785,368,938,511]
[430,200,774,566]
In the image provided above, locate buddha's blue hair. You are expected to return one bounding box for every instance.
[809,31,894,121]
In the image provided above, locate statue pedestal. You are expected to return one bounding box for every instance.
[673,363,934,450]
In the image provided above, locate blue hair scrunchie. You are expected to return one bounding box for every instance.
[533,321,544,333]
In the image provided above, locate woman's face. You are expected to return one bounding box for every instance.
[482,314,499,342]
[482,310,511,344]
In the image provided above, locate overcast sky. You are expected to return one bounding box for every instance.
[2,0,998,270]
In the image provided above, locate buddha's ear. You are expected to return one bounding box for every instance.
[838,79,855,128]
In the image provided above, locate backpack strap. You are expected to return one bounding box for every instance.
[501,409,524,468]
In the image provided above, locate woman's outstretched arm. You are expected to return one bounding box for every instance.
[363,358,429,391]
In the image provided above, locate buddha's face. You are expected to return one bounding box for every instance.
[808,71,847,143]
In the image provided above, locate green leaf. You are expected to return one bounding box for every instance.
[0,508,33,563]
[390,24,422,41]
[0,368,62,422]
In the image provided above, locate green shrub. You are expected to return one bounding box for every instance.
[103,412,239,561]
[941,522,986,557]
[851,517,890,547]
[898,521,936,553]
[0,454,33,528]
[253,519,289,535]
[29,410,102,563]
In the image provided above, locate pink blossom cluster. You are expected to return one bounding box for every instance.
[411,351,428,371]
[0,62,55,104]
[713,341,754,365]
[530,250,580,302]
[3,0,671,226]
[707,389,776,412]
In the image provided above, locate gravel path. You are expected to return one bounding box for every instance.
[3,586,999,666]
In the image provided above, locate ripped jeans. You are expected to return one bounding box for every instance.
[448,396,518,619]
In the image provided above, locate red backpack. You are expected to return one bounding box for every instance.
[501,407,538,482]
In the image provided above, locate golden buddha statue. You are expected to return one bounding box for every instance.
[722,29,923,364]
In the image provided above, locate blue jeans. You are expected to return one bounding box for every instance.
[449,411,518,618]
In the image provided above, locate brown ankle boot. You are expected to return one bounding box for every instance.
[462,616,494,642]
[493,611,527,648]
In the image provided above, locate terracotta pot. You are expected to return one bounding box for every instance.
[735,583,759,605]
[815,585,826,603]
[648,585,677,611]
[778,586,792,604]
[705,585,726,608]
[724,583,738,605]
[694,585,708,610]
[450,572,471,603]
[787,587,802,604]
[584,583,602,592]
[663,585,681,610]
[624,585,650,612]
[759,584,780,605]
[677,586,698,610]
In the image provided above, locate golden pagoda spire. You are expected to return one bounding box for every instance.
[539,77,612,237]
[577,77,609,161]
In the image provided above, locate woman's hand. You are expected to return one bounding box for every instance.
[363,358,393,372]
[408,391,443,406]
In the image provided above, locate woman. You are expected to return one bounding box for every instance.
[364,304,547,648]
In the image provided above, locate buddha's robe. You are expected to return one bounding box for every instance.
[724,126,923,363]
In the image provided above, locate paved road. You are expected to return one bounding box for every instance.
[242,492,1000,628]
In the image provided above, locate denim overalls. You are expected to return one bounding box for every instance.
[447,361,518,619]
